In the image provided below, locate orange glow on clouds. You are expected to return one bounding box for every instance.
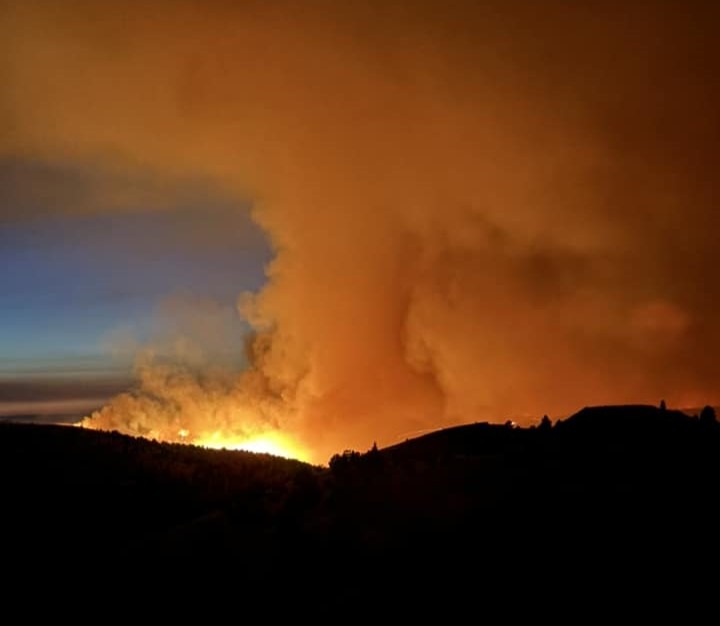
[16,1,720,461]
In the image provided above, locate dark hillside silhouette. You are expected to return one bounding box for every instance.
[2,404,720,607]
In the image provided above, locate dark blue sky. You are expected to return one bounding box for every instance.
[0,158,271,387]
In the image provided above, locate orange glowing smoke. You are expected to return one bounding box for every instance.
[79,358,314,462]
[8,2,720,461]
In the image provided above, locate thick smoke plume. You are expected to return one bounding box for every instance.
[2,1,719,461]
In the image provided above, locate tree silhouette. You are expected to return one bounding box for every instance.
[699,405,717,424]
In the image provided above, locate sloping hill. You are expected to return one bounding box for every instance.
[2,405,720,606]
[0,422,316,563]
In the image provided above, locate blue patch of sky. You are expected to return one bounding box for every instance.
[0,202,271,376]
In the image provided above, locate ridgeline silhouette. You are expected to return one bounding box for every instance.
[2,402,719,605]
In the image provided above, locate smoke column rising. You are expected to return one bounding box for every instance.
[2,1,719,461]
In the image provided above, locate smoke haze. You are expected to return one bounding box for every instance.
[3,1,719,461]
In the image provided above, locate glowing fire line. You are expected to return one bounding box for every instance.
[82,419,310,462]
[184,429,308,461]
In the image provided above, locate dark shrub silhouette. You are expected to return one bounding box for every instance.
[700,405,717,423]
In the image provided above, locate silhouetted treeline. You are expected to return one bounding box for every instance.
[2,404,720,609]
[0,422,315,564]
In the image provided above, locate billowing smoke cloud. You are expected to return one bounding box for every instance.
[2,1,719,461]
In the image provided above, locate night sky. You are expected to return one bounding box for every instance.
[0,156,270,415]
[1,1,718,461]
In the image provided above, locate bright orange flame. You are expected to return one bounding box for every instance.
[194,431,310,462]
[82,419,311,462]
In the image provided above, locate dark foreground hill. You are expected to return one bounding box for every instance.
[1,404,719,606]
